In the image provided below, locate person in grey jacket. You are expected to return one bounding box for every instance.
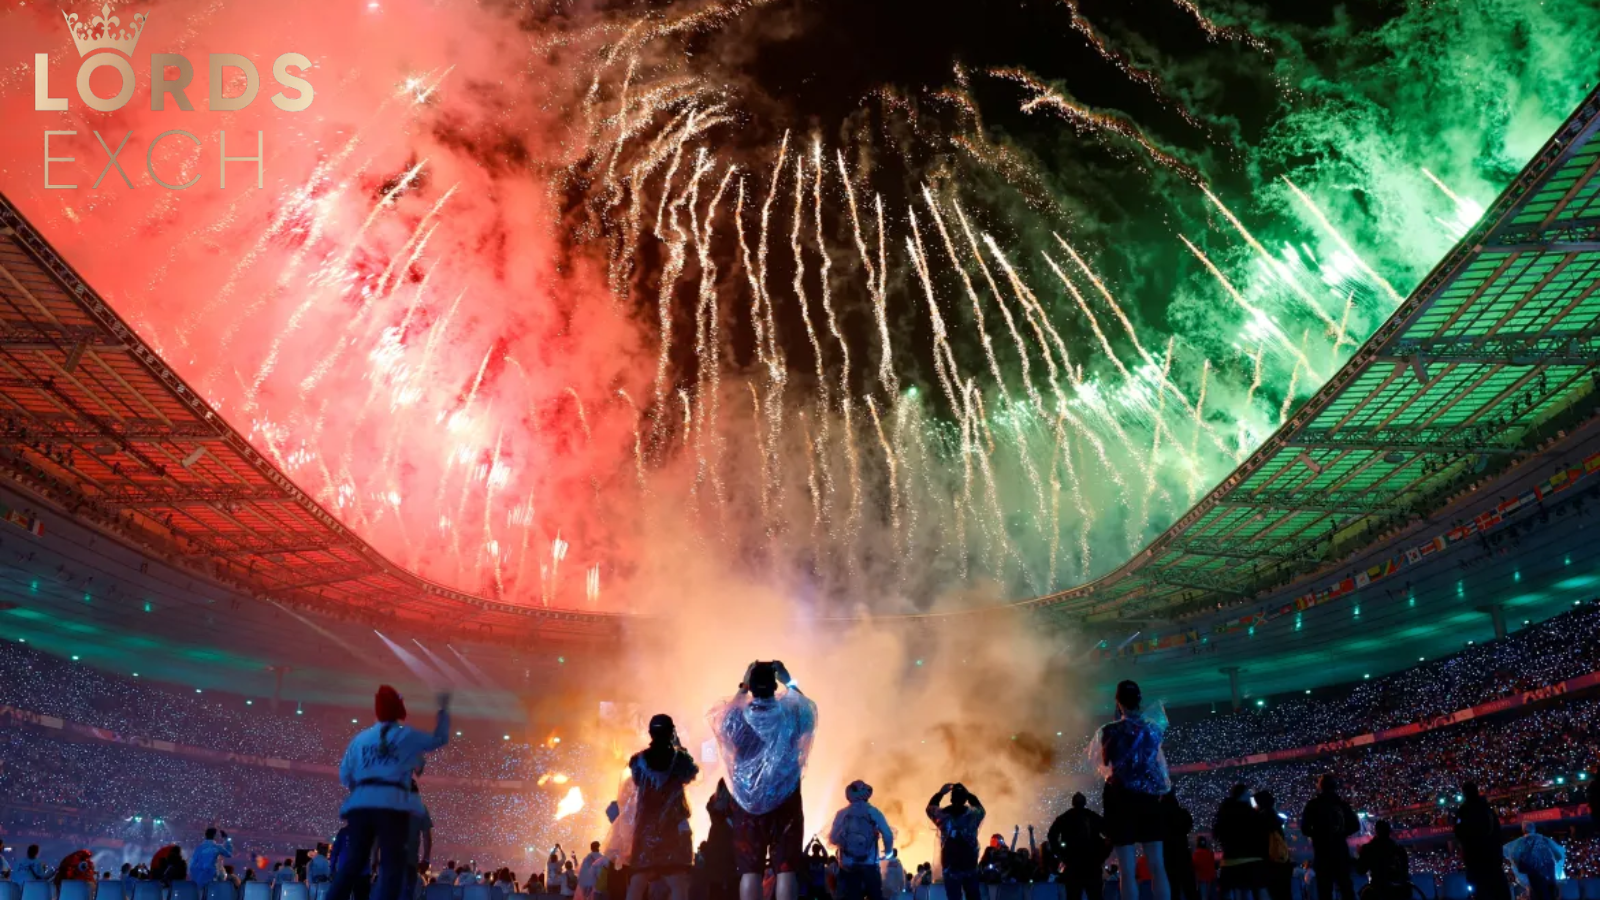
[828,781,894,900]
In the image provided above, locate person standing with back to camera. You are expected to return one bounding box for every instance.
[926,783,986,900]
[328,686,451,900]
[1090,680,1171,900]
[709,661,819,900]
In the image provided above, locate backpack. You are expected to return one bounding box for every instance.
[1268,833,1291,865]
[839,806,880,862]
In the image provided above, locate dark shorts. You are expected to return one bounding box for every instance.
[1103,783,1164,847]
[734,790,804,876]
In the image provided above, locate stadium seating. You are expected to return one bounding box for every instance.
[241,883,271,900]
[21,883,55,900]
[169,882,199,900]
[205,884,237,900]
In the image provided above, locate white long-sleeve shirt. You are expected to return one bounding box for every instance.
[338,711,450,816]
[547,851,565,887]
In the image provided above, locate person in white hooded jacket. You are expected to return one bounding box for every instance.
[328,685,451,900]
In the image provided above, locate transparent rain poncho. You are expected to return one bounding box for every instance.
[707,686,819,815]
[1086,703,1170,796]
[604,747,700,868]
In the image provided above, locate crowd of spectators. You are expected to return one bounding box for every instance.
[0,724,607,860]
[1163,603,1600,764]
[0,640,341,763]
[6,597,1600,890]
[1027,601,1600,886]
[0,639,586,787]
[1169,695,1599,828]
[0,640,609,863]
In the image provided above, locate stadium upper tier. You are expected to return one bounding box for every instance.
[0,197,619,641]
[2,86,1598,639]
[1006,84,1600,627]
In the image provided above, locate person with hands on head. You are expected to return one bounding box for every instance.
[551,847,569,891]
[328,687,452,900]
[708,660,819,900]
[926,783,986,900]
[620,714,701,900]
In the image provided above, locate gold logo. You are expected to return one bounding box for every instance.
[63,2,148,57]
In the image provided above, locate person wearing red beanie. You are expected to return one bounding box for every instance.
[375,685,406,723]
[328,686,451,900]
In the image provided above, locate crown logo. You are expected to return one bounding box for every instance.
[63,2,149,57]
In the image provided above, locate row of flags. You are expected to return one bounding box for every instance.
[1102,449,1600,659]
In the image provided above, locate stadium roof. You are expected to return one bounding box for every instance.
[0,201,620,644]
[2,86,1598,646]
[1011,85,1600,628]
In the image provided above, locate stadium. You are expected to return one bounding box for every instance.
[1,4,1598,900]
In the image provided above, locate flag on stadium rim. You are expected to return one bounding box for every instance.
[0,503,43,536]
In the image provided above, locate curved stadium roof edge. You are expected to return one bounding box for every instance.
[966,83,1600,626]
[0,197,621,641]
[3,85,1599,637]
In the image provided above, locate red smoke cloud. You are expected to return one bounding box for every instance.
[0,0,654,605]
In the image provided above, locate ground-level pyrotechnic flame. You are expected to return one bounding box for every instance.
[554,787,585,821]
